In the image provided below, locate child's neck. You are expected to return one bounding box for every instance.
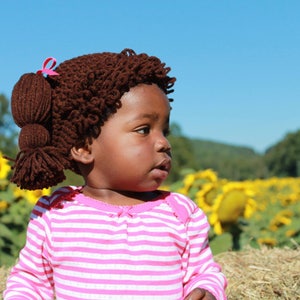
[82,185,161,206]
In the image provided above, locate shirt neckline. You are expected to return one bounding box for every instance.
[73,189,171,215]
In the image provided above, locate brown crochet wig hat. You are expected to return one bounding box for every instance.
[10,49,176,190]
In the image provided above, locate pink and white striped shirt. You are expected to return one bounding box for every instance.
[4,186,227,299]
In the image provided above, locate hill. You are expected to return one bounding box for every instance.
[190,138,266,180]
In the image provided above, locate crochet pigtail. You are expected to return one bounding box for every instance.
[10,73,66,190]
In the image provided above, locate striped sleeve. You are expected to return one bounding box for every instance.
[3,187,73,300]
[3,206,54,299]
[178,195,227,299]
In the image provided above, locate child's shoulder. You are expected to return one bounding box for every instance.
[165,191,199,224]
[31,186,80,218]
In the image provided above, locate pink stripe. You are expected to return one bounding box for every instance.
[55,264,180,275]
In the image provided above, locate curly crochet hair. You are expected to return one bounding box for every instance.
[10,49,176,190]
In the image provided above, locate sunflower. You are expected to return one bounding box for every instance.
[25,188,52,205]
[0,200,8,211]
[285,229,299,238]
[257,237,277,247]
[182,173,196,191]
[0,153,10,180]
[195,181,221,214]
[208,181,257,235]
[177,169,219,197]
[269,209,293,231]
[13,186,51,205]
[195,169,218,183]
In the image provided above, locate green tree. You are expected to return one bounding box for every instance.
[264,129,300,177]
[0,94,18,157]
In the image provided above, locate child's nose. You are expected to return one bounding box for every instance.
[156,135,171,153]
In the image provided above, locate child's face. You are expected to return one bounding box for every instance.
[87,83,172,192]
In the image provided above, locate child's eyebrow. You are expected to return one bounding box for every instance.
[137,113,159,120]
[129,112,170,125]
[129,113,160,122]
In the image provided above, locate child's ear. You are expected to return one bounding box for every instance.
[71,144,94,164]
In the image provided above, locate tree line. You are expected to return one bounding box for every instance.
[1,93,300,183]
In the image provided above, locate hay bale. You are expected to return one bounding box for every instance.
[0,266,11,298]
[216,246,300,299]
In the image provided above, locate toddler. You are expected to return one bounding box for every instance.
[4,49,227,299]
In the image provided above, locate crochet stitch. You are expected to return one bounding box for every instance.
[10,49,175,190]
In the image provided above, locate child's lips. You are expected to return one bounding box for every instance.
[153,158,171,177]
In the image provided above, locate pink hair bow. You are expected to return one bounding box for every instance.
[36,57,59,76]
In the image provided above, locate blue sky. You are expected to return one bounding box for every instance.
[1,1,299,153]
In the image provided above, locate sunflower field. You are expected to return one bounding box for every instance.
[1,152,300,266]
[0,153,51,266]
[163,168,300,254]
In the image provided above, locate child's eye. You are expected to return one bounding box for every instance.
[136,126,150,135]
